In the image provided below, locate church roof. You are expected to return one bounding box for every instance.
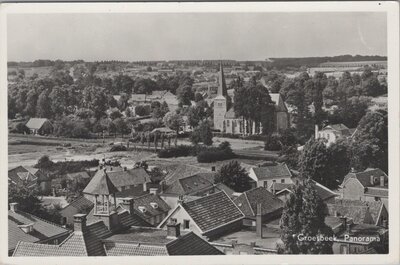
[217,62,227,97]
[83,169,119,195]
[224,107,239,119]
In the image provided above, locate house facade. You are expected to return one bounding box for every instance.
[248,163,293,190]
[25,118,53,135]
[315,123,355,146]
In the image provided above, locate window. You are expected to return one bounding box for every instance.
[183,219,190,229]
[375,197,381,201]
[263,181,268,188]
[281,179,285,183]
[272,180,276,183]
[171,218,177,223]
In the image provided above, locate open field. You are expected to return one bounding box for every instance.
[8,66,53,78]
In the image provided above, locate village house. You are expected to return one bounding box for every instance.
[59,196,94,228]
[25,118,53,135]
[8,165,52,194]
[327,199,388,228]
[158,191,245,240]
[315,123,356,146]
[117,193,171,226]
[324,215,388,254]
[248,162,293,190]
[272,179,338,204]
[340,168,388,208]
[8,202,70,256]
[233,187,284,228]
[13,179,221,257]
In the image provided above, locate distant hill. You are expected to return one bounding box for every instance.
[267,55,387,70]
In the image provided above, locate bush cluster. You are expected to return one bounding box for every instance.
[157,145,195,158]
[110,145,128,152]
[197,141,235,163]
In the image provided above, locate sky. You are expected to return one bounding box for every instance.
[7,12,387,62]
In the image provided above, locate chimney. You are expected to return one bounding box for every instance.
[149,188,158,195]
[122,198,134,215]
[211,166,216,172]
[10,202,18,212]
[334,210,338,217]
[177,195,184,205]
[256,203,263,238]
[18,223,34,234]
[370,175,375,185]
[167,220,181,239]
[315,124,319,139]
[346,222,352,234]
[351,167,356,173]
[339,216,347,230]
[73,214,87,232]
[380,175,385,187]
[143,182,147,192]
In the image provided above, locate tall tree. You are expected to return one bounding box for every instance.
[36,90,52,118]
[215,160,251,192]
[279,179,333,254]
[190,120,213,146]
[176,82,194,106]
[163,112,183,135]
[82,86,108,120]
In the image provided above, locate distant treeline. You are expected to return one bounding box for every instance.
[267,55,387,69]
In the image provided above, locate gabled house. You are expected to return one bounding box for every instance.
[273,179,338,203]
[8,165,51,194]
[25,118,53,135]
[8,203,70,256]
[60,196,94,228]
[248,162,293,189]
[158,191,244,240]
[315,123,355,146]
[327,199,388,227]
[233,187,284,227]
[340,168,388,208]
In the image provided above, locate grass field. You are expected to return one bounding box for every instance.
[8,66,53,78]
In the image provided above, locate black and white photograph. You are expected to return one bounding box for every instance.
[0,2,399,264]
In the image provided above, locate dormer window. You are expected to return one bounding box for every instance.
[138,206,147,213]
[18,223,34,234]
[150,202,158,209]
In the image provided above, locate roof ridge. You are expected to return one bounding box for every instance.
[243,192,255,216]
[13,210,69,231]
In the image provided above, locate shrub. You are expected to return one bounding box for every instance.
[110,145,128,152]
[264,134,282,151]
[197,142,235,163]
[157,145,195,158]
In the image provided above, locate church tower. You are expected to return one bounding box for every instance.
[213,62,228,132]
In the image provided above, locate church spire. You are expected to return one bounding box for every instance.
[217,62,227,96]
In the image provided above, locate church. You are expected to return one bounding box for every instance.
[213,63,289,135]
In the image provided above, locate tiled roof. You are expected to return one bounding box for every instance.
[327,199,385,225]
[25,118,51,130]
[8,166,48,186]
[115,185,148,198]
[342,168,388,188]
[224,107,238,119]
[62,196,94,213]
[234,187,284,218]
[163,164,211,185]
[274,179,337,201]
[13,220,112,256]
[214,183,235,198]
[66,171,91,180]
[182,191,244,233]
[322,123,350,133]
[163,173,215,196]
[8,210,69,251]
[83,169,119,195]
[166,232,223,255]
[252,163,292,180]
[270,182,292,192]
[104,242,168,256]
[364,187,388,197]
[117,210,153,228]
[107,168,151,188]
[130,194,170,219]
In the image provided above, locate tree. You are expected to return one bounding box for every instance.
[215,160,251,192]
[14,122,29,134]
[350,110,388,173]
[35,155,54,169]
[36,90,52,118]
[114,118,130,138]
[49,86,69,117]
[24,89,38,117]
[176,82,194,106]
[298,138,346,190]
[110,110,123,120]
[279,179,333,254]
[190,120,213,145]
[82,86,108,120]
[328,96,371,128]
[135,105,149,116]
[194,92,204,102]
[163,112,183,135]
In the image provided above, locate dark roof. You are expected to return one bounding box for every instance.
[182,191,244,233]
[115,185,148,198]
[13,220,109,256]
[66,171,91,180]
[364,187,388,197]
[86,207,152,228]
[234,187,284,218]
[106,168,151,188]
[8,166,49,187]
[224,107,238,119]
[342,168,388,188]
[119,194,170,219]
[61,196,94,213]
[82,169,119,195]
[214,183,235,198]
[25,118,51,130]
[163,164,210,185]
[8,210,70,251]
[327,199,385,225]
[104,228,223,256]
[275,180,337,201]
[163,173,216,196]
[251,163,292,180]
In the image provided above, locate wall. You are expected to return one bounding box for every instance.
[342,179,364,201]
[213,97,227,131]
[160,206,203,236]
[60,206,79,227]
